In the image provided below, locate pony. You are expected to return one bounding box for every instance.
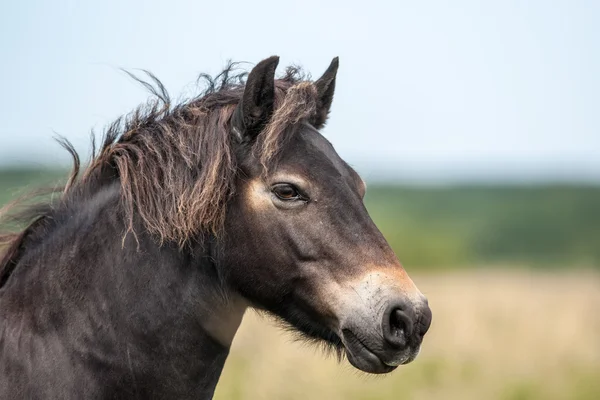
[0,56,431,399]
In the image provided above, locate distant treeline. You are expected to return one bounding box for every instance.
[1,169,599,269]
[366,185,600,269]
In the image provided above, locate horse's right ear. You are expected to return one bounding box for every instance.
[231,56,280,143]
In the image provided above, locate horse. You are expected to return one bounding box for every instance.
[0,56,432,399]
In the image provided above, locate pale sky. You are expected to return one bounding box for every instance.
[0,0,598,182]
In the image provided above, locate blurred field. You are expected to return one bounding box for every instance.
[366,185,600,269]
[2,169,600,399]
[215,270,600,400]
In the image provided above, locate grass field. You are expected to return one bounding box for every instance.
[215,269,600,400]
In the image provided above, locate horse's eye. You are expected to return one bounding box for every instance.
[272,184,301,201]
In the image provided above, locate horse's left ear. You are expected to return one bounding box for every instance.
[232,56,280,143]
[310,57,339,129]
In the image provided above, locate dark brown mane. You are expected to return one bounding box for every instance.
[0,62,322,277]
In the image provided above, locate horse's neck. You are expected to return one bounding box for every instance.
[0,183,246,399]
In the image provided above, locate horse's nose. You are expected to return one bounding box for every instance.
[339,283,432,373]
[382,298,431,349]
[416,298,433,340]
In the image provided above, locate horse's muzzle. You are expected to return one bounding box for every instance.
[340,296,432,374]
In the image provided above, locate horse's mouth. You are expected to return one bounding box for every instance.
[342,329,397,374]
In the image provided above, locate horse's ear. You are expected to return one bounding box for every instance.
[232,56,280,143]
[311,57,339,129]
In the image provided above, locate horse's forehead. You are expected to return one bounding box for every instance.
[282,124,351,179]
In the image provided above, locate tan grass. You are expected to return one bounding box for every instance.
[214,269,600,400]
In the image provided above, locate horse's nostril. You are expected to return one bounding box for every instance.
[383,302,415,348]
[390,309,413,338]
